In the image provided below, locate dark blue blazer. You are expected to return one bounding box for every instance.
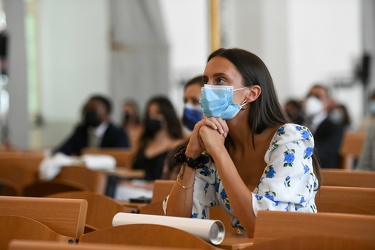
[313,117,344,169]
[55,122,130,156]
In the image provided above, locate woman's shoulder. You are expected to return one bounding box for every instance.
[270,123,314,149]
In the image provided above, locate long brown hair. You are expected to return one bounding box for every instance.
[207,48,321,189]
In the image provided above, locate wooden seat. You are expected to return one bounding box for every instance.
[47,191,136,232]
[151,180,174,203]
[253,210,375,245]
[0,178,22,196]
[0,196,88,242]
[316,186,375,215]
[243,234,374,250]
[0,153,44,192]
[339,131,366,169]
[321,169,375,188]
[79,223,219,249]
[81,148,136,168]
[9,240,190,250]
[142,180,237,233]
[0,215,70,250]
[54,166,107,194]
[23,180,89,197]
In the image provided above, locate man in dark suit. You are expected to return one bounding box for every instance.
[304,84,344,169]
[54,95,130,156]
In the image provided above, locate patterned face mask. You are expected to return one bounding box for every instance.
[199,84,248,120]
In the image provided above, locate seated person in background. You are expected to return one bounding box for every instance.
[121,98,142,148]
[163,75,205,180]
[284,99,305,125]
[358,91,375,132]
[181,75,205,134]
[54,95,130,156]
[356,123,375,171]
[329,103,353,131]
[303,84,344,169]
[164,48,321,237]
[132,96,184,181]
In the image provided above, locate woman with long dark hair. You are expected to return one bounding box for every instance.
[164,48,321,237]
[132,96,184,180]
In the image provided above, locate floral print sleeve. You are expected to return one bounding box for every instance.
[163,123,318,230]
[252,124,318,215]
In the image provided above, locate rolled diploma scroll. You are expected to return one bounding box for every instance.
[112,212,225,245]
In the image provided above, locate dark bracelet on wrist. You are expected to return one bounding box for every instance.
[174,147,209,169]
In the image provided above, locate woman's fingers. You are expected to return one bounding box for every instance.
[201,117,228,137]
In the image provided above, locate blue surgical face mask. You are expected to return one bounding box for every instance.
[199,84,248,120]
[182,103,203,131]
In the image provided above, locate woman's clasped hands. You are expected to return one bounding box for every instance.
[185,117,228,158]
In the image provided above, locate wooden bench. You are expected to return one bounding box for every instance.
[79,223,220,249]
[316,185,375,215]
[0,215,71,250]
[0,196,87,242]
[9,240,191,250]
[253,210,375,245]
[339,131,365,169]
[48,191,136,232]
[321,169,375,188]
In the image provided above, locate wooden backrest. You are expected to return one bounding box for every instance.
[54,166,107,194]
[242,235,374,250]
[0,215,70,250]
[253,210,375,245]
[321,169,375,188]
[79,223,219,250]
[0,178,22,196]
[148,180,237,233]
[81,148,136,168]
[9,240,190,250]
[23,180,89,197]
[0,196,87,240]
[0,153,44,189]
[151,180,174,203]
[339,131,366,169]
[316,186,375,215]
[47,191,136,231]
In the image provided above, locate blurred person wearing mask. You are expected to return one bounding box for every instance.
[304,84,344,168]
[163,76,204,180]
[121,99,142,148]
[329,103,353,131]
[181,75,205,134]
[54,95,130,156]
[132,96,184,181]
[284,99,305,125]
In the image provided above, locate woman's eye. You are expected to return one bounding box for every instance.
[216,78,226,84]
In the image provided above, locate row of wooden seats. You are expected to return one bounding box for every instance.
[0,181,375,250]
[0,148,138,197]
[5,207,374,250]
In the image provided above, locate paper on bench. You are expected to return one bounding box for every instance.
[112,212,225,245]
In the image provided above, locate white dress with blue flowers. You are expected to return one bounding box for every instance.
[163,123,318,231]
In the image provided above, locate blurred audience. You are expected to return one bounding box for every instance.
[358,91,375,132]
[121,99,142,148]
[284,99,305,125]
[132,96,184,181]
[163,75,204,180]
[54,95,130,156]
[304,84,344,168]
[356,123,375,171]
[329,103,353,131]
[181,75,205,134]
